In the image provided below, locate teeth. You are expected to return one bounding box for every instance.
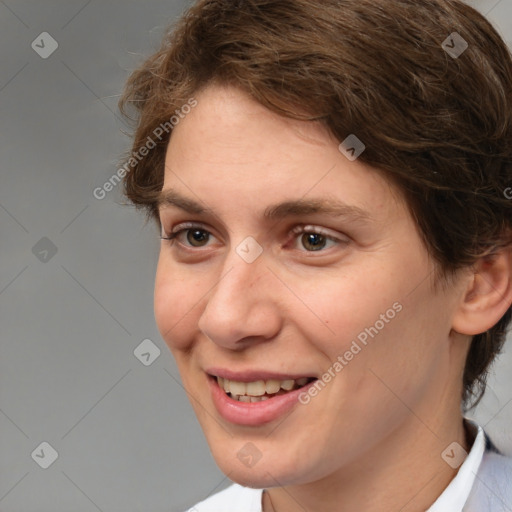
[216,376,312,398]
[280,379,295,391]
[237,395,270,402]
[229,380,246,396]
[265,379,281,394]
[246,381,266,396]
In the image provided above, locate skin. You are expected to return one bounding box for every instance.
[153,83,511,511]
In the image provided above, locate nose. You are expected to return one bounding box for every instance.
[197,247,282,350]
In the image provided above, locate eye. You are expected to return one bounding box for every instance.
[161,222,347,253]
[161,223,215,248]
[289,225,346,252]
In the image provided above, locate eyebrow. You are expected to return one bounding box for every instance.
[156,189,373,223]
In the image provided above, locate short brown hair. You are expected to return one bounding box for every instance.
[118,0,512,408]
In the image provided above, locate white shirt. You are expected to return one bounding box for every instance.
[187,421,512,512]
[427,421,486,512]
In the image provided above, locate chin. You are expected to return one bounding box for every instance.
[209,443,311,489]
[220,464,293,489]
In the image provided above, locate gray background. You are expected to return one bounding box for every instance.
[0,1,511,511]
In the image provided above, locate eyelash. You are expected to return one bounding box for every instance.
[160,222,347,252]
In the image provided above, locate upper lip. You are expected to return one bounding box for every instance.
[206,367,317,382]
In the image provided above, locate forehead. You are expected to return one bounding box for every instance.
[160,83,405,222]
[165,84,335,169]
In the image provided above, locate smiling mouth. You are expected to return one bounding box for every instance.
[215,376,317,402]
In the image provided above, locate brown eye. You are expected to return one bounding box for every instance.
[301,232,327,251]
[289,225,347,253]
[186,229,210,247]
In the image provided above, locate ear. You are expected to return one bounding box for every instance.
[452,246,512,336]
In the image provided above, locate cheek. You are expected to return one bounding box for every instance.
[332,282,451,412]
[153,258,204,351]
[293,261,442,397]
[290,266,404,351]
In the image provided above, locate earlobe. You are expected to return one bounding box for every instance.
[452,247,512,336]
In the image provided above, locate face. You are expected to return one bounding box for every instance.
[154,84,467,488]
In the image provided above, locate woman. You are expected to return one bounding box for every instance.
[118,0,512,510]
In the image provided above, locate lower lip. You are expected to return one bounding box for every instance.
[208,375,316,426]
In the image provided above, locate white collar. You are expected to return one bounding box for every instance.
[426,419,486,512]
